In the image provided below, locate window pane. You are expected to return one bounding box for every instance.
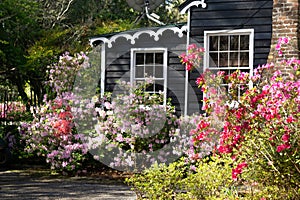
[136,80,144,86]
[145,83,154,92]
[136,53,144,65]
[146,53,154,64]
[230,35,239,50]
[155,53,163,64]
[230,52,239,67]
[210,69,219,75]
[240,52,249,66]
[220,36,228,51]
[219,52,228,67]
[241,69,250,73]
[136,66,144,78]
[145,65,153,77]
[240,35,249,50]
[155,80,164,93]
[155,65,163,78]
[209,53,218,67]
[209,36,218,51]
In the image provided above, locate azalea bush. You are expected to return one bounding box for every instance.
[128,40,300,199]
[0,100,33,160]
[187,39,300,197]
[20,52,91,174]
[179,43,205,71]
[91,80,184,171]
[0,101,30,121]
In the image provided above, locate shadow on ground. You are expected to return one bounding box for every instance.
[0,167,137,200]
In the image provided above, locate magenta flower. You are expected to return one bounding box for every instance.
[277,143,291,152]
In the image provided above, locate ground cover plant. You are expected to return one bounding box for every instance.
[127,38,300,199]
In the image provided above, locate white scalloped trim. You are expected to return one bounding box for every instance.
[180,0,207,14]
[90,25,188,48]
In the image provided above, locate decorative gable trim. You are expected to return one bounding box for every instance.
[90,25,188,48]
[179,0,207,14]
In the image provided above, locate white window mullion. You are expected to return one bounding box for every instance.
[227,35,230,68]
[204,29,254,100]
[163,49,168,107]
[238,35,241,68]
[218,36,220,68]
[130,49,135,87]
[130,48,168,106]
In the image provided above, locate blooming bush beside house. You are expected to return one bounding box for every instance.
[0,97,34,163]
[127,40,300,199]
[21,52,91,174]
[180,43,205,71]
[20,51,191,174]
[91,80,197,171]
[190,39,300,190]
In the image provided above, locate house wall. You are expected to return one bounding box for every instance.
[190,0,273,66]
[103,29,190,116]
[186,0,273,111]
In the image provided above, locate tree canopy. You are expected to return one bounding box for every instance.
[0,0,185,106]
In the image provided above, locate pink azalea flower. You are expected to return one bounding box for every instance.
[276,143,291,152]
[282,133,290,143]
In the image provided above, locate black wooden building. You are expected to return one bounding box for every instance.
[90,0,273,115]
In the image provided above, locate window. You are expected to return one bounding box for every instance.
[204,29,254,97]
[130,48,168,105]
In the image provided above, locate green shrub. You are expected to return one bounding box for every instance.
[126,158,188,199]
[126,156,242,200]
[179,156,236,199]
[126,154,300,199]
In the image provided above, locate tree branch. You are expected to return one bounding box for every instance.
[52,0,74,28]
[0,15,16,23]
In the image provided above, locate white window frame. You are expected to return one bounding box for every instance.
[130,48,168,106]
[203,29,254,99]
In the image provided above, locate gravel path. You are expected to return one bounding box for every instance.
[0,169,137,200]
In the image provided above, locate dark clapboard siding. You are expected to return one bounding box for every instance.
[190,0,273,67]
[103,27,187,115]
[187,0,273,113]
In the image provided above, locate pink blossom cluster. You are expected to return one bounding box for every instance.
[21,53,90,174]
[192,64,299,180]
[275,37,289,56]
[179,44,205,71]
[46,52,89,94]
[0,101,26,120]
[95,81,180,170]
[232,161,247,181]
[182,41,300,182]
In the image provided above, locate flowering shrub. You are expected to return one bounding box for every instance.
[0,101,30,121]
[90,80,182,171]
[21,52,90,174]
[179,44,205,71]
[185,39,300,197]
[127,39,299,199]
